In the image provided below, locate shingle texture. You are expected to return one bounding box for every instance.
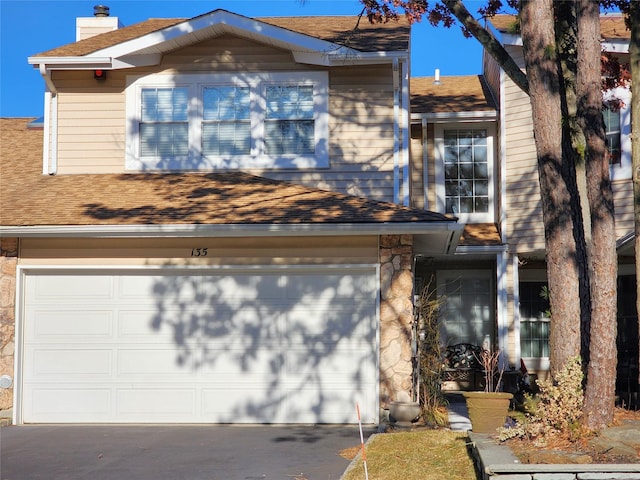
[490,14,630,40]
[411,75,496,114]
[33,10,409,58]
[0,118,451,228]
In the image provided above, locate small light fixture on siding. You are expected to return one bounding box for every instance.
[94,69,107,81]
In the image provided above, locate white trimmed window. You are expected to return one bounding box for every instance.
[604,87,632,181]
[603,106,621,165]
[434,123,495,222]
[437,270,495,349]
[126,72,329,171]
[517,270,550,371]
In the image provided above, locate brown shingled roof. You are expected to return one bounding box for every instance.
[490,14,630,40]
[32,18,185,57]
[33,10,409,58]
[0,118,451,228]
[459,223,502,247]
[411,75,496,114]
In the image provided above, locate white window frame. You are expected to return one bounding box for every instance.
[434,122,496,223]
[125,72,329,171]
[604,87,632,181]
[436,269,495,349]
[517,269,550,372]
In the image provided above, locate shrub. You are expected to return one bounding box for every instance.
[499,356,584,444]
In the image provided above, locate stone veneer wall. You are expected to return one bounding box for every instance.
[0,238,17,411]
[379,234,415,407]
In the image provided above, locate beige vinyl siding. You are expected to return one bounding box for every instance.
[410,123,425,209]
[19,236,379,266]
[613,180,634,237]
[410,123,436,211]
[501,46,546,253]
[53,69,127,174]
[51,36,397,202]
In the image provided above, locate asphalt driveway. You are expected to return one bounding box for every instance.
[0,424,374,480]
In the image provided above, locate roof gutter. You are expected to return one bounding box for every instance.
[28,56,113,69]
[411,111,497,122]
[0,222,463,238]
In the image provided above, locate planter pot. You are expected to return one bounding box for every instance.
[462,391,513,433]
[389,401,421,424]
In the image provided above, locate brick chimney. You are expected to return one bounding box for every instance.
[76,5,122,41]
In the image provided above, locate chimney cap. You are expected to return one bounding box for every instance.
[94,5,110,17]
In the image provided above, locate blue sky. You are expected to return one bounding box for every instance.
[0,0,485,117]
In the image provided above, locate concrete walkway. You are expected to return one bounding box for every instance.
[446,393,472,431]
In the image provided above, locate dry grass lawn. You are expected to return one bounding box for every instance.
[340,429,478,480]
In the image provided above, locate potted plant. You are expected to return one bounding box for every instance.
[462,348,513,433]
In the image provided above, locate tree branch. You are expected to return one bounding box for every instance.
[441,0,530,95]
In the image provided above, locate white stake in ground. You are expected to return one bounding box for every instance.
[356,402,369,480]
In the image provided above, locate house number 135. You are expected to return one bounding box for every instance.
[191,248,208,257]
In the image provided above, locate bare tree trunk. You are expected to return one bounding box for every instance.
[554,0,592,366]
[520,0,582,373]
[576,0,618,430]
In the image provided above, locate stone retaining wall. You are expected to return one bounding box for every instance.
[469,433,640,480]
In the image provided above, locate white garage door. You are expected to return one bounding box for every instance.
[21,267,378,424]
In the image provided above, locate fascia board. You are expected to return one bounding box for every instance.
[0,222,461,238]
[500,33,522,46]
[90,10,361,66]
[496,33,628,53]
[411,111,497,122]
[294,50,407,66]
[28,56,112,68]
[454,244,507,255]
[602,40,629,54]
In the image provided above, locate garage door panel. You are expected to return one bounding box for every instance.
[22,268,378,424]
[30,348,113,377]
[30,309,113,339]
[116,348,194,377]
[198,274,286,302]
[200,348,282,378]
[116,389,197,418]
[118,275,201,304]
[202,388,286,423]
[28,388,112,422]
[117,309,175,342]
[33,275,115,301]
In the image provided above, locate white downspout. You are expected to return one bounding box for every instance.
[393,58,400,204]
[400,59,410,206]
[39,64,58,175]
[422,116,429,210]
[512,254,521,367]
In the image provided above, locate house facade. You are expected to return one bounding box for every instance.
[0,7,635,425]
[0,8,463,425]
[409,14,636,406]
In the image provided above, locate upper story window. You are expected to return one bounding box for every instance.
[603,106,621,165]
[434,123,495,223]
[603,87,632,181]
[126,72,329,171]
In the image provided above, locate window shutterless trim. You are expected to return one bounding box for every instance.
[125,72,329,171]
